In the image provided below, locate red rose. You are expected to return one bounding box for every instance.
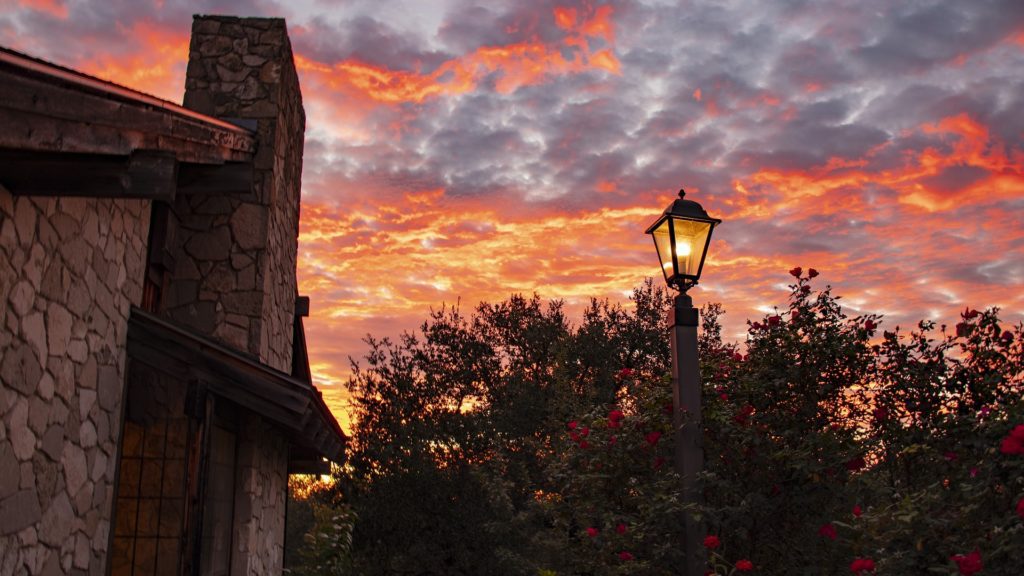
[586,527,599,537]
[944,451,958,461]
[719,393,729,402]
[1001,330,1014,342]
[852,505,862,518]
[800,285,811,294]
[618,551,634,561]
[1016,497,1024,519]
[568,421,578,430]
[872,407,888,421]
[963,308,980,319]
[703,535,721,549]
[850,558,875,573]
[616,523,626,534]
[609,409,624,422]
[569,431,580,442]
[579,440,590,449]
[864,319,877,331]
[735,559,754,571]
[789,266,802,278]
[732,352,743,362]
[808,268,819,278]
[970,467,979,478]
[579,426,590,438]
[733,404,755,426]
[950,549,982,576]
[608,435,617,446]
[663,402,675,416]
[818,523,837,540]
[645,431,662,446]
[653,456,665,469]
[751,321,763,330]
[768,315,781,327]
[1000,425,1024,455]
[617,368,635,379]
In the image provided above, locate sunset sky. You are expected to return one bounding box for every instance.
[3,0,1023,430]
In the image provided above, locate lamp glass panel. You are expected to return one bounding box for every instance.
[651,219,674,281]
[671,217,713,278]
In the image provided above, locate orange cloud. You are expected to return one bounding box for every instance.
[741,113,1022,216]
[297,191,666,400]
[76,20,188,102]
[294,6,620,106]
[17,0,67,18]
[554,7,578,30]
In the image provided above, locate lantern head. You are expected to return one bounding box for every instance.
[645,189,721,292]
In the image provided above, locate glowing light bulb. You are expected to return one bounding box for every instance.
[677,242,691,257]
[663,261,673,271]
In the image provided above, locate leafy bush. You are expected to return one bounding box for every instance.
[289,272,1023,575]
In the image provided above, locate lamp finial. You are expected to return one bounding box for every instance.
[678,188,686,199]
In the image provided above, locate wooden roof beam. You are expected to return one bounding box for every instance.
[0,148,255,201]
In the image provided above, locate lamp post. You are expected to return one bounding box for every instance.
[645,189,721,576]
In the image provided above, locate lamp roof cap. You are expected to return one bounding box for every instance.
[664,189,720,222]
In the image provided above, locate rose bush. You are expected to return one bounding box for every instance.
[534,271,1023,575]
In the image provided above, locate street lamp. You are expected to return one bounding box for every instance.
[645,188,721,576]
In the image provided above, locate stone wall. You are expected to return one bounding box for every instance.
[230,414,289,576]
[0,191,150,575]
[170,15,305,374]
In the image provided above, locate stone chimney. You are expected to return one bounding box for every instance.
[165,15,305,372]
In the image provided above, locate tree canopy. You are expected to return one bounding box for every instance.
[288,272,1024,575]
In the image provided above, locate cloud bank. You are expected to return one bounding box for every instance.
[5,0,1022,429]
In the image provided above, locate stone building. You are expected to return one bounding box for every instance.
[0,15,346,576]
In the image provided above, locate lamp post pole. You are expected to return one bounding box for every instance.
[645,188,719,576]
[670,291,705,576]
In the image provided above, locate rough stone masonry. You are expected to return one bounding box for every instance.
[0,193,150,575]
[0,14,314,576]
